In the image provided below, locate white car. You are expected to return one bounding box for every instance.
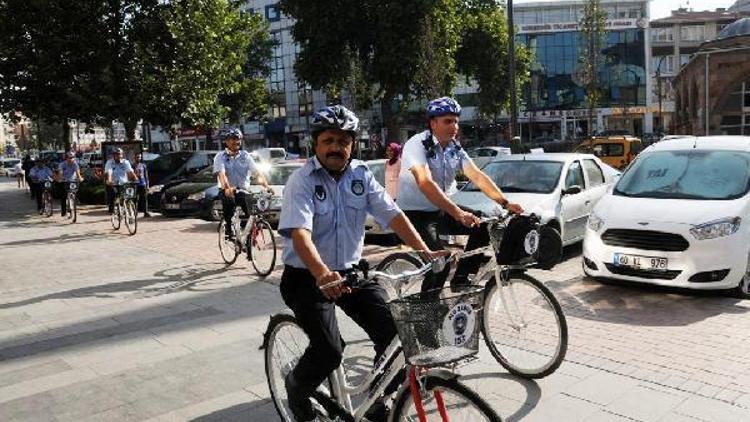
[582,136,750,298]
[1,158,21,176]
[451,153,620,246]
[466,146,512,169]
[364,159,395,236]
[261,160,306,224]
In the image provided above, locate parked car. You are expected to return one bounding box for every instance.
[262,161,306,224]
[451,153,620,246]
[160,167,222,221]
[362,159,395,237]
[466,146,512,169]
[574,135,643,169]
[146,150,220,209]
[0,158,21,177]
[254,147,287,163]
[582,136,750,298]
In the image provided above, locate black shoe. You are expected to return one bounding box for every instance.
[285,372,315,421]
[364,398,389,422]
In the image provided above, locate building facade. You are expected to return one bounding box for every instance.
[514,0,652,141]
[673,19,750,135]
[650,7,750,134]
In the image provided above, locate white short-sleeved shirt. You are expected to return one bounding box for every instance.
[105,159,133,185]
[213,149,258,190]
[278,157,401,271]
[397,130,473,211]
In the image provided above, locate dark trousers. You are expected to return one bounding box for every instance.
[31,183,43,210]
[404,210,489,292]
[280,266,397,399]
[219,190,248,233]
[106,186,115,213]
[136,185,148,214]
[54,182,67,215]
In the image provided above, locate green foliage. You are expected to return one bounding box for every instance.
[578,0,608,126]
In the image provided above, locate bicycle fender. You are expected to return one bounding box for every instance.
[426,368,459,381]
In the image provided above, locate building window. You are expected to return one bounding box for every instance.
[297,82,313,117]
[680,54,692,67]
[651,27,674,42]
[265,4,280,22]
[652,55,675,74]
[680,25,705,42]
[628,8,642,18]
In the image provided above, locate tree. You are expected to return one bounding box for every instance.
[280,0,523,139]
[456,1,530,120]
[578,0,608,136]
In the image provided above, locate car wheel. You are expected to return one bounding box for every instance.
[734,253,750,299]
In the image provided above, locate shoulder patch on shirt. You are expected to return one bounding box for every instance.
[314,185,326,201]
[351,179,365,196]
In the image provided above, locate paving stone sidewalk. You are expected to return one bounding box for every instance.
[0,179,749,421]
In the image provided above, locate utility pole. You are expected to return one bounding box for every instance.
[507,0,518,142]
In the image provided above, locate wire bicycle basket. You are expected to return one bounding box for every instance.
[388,286,484,367]
[244,192,272,215]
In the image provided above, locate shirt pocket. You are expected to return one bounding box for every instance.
[344,194,367,229]
[312,198,333,233]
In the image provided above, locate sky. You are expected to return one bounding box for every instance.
[514,0,740,20]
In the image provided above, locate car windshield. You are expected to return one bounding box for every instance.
[3,160,19,168]
[614,150,750,200]
[463,160,563,194]
[368,162,385,186]
[266,165,301,185]
[148,152,192,172]
[593,143,624,157]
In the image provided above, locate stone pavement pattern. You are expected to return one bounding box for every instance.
[0,179,749,421]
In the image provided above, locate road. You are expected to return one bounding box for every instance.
[1,178,749,421]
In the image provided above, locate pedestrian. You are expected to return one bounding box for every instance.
[133,153,150,217]
[384,142,401,201]
[22,155,34,198]
[14,160,25,189]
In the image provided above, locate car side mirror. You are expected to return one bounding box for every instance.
[563,185,582,195]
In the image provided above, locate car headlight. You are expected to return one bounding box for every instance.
[187,191,205,201]
[690,217,741,240]
[587,211,605,232]
[148,185,163,194]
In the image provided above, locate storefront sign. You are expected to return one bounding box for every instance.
[518,19,640,34]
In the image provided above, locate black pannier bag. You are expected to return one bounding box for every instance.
[491,215,562,270]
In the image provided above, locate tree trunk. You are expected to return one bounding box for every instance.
[63,120,71,151]
[380,89,401,142]
[124,120,137,143]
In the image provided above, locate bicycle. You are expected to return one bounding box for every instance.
[262,258,503,422]
[376,212,568,379]
[65,181,79,223]
[217,189,277,277]
[111,183,138,235]
[40,180,53,217]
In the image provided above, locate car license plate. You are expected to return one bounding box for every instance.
[613,253,668,270]
[163,203,180,210]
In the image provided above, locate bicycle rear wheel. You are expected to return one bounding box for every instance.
[124,200,137,235]
[375,252,424,300]
[218,220,240,265]
[248,218,276,277]
[482,273,568,379]
[391,374,503,421]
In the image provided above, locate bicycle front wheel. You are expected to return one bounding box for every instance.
[43,191,53,217]
[217,220,240,265]
[124,200,137,235]
[248,219,276,277]
[374,252,424,300]
[391,375,503,421]
[69,194,77,223]
[482,273,568,379]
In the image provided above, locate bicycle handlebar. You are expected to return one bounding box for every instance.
[318,255,449,291]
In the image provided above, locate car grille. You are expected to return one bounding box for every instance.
[601,229,689,252]
[165,191,190,203]
[604,264,682,280]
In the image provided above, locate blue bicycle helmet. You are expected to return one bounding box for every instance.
[219,127,243,141]
[426,97,462,118]
[311,105,359,139]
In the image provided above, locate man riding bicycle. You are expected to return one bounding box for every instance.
[278,105,441,422]
[105,148,137,213]
[29,159,54,214]
[398,97,524,292]
[55,151,83,217]
[212,127,271,240]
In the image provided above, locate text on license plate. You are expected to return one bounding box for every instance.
[163,203,180,209]
[613,253,668,270]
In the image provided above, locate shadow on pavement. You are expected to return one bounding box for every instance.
[189,399,274,421]
[0,231,110,248]
[550,275,749,326]
[457,372,541,422]
[179,221,220,234]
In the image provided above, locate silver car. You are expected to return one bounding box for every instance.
[451,153,620,246]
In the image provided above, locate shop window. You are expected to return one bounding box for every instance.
[265,4,280,22]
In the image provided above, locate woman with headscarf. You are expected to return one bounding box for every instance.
[384,142,401,201]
